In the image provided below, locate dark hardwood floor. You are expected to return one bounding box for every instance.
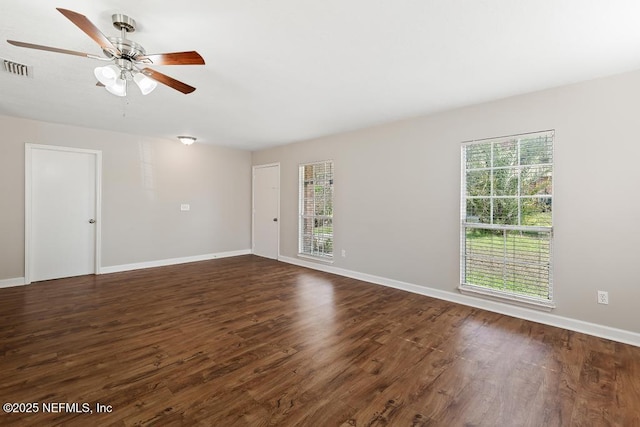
[0,255,638,426]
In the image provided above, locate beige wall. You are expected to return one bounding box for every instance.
[252,69,640,334]
[0,116,252,278]
[2,69,639,335]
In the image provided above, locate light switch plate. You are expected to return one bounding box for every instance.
[180,204,190,211]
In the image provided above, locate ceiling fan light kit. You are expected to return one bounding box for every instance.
[94,63,158,96]
[7,8,205,96]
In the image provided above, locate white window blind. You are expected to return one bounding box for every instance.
[460,130,554,307]
[299,161,334,259]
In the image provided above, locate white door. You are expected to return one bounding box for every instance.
[26,145,101,283]
[253,164,279,259]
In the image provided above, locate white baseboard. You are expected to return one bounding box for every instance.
[100,249,252,274]
[0,277,26,288]
[278,255,640,348]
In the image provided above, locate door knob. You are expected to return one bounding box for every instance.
[88,219,96,224]
[273,218,278,222]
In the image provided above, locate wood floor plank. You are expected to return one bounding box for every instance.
[613,342,640,426]
[1,255,639,426]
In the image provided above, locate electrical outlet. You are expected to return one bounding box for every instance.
[341,249,346,258]
[597,290,608,305]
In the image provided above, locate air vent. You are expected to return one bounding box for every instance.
[2,58,33,77]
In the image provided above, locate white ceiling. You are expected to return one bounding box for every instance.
[2,1,640,150]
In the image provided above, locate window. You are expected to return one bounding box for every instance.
[299,161,334,259]
[460,130,554,308]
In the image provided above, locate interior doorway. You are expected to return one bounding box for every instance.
[25,144,102,283]
[252,163,280,259]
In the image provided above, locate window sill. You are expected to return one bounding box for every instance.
[297,254,334,264]
[459,284,556,312]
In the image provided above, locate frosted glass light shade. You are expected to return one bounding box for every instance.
[94,65,120,86]
[105,77,127,97]
[133,72,157,95]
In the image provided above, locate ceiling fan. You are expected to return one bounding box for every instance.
[7,8,205,96]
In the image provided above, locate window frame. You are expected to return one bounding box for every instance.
[298,160,334,261]
[460,130,555,310]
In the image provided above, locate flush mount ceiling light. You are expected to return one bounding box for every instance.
[177,136,196,146]
[7,8,205,96]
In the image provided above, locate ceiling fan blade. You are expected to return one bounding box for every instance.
[56,8,120,56]
[7,40,95,58]
[141,68,196,94]
[136,51,205,66]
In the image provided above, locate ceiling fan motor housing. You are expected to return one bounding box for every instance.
[105,37,146,60]
[103,14,145,61]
